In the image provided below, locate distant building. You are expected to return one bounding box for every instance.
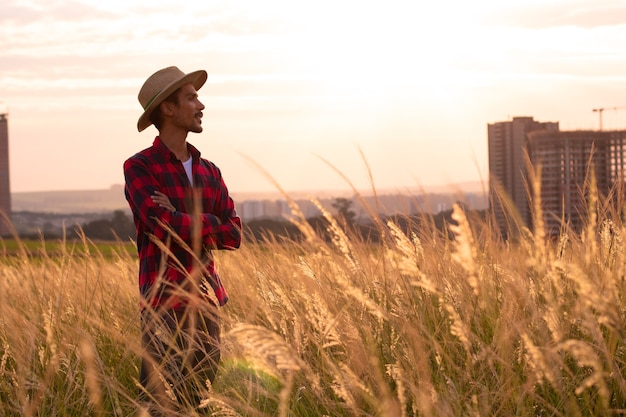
[239,199,292,221]
[527,129,626,234]
[488,116,559,234]
[0,113,11,236]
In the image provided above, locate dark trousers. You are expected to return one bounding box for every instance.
[139,304,220,414]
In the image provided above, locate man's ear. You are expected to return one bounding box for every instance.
[160,101,175,116]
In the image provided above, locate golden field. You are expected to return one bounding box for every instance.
[1,185,626,416]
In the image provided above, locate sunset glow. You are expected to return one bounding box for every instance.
[2,0,626,194]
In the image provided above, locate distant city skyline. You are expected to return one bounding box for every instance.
[9,184,489,221]
[3,0,626,194]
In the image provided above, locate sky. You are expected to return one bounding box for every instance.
[3,0,626,195]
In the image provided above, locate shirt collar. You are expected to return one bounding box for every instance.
[152,136,201,160]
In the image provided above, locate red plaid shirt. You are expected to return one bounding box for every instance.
[123,137,241,309]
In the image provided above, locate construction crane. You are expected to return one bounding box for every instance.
[592,106,626,130]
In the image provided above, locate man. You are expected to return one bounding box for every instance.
[123,66,242,414]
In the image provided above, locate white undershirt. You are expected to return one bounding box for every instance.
[182,157,193,186]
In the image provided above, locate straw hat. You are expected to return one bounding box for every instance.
[137,66,208,132]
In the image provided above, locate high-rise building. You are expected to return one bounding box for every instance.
[487,117,559,235]
[0,113,10,236]
[527,130,626,234]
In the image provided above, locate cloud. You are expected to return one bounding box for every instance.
[2,0,118,25]
[1,0,297,60]
[488,1,626,29]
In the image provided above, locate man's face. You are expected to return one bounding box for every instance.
[170,83,205,134]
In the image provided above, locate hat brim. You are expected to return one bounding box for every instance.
[137,69,208,132]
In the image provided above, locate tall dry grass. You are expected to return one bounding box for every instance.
[1,173,626,416]
[0,231,140,416]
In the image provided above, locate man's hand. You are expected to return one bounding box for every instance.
[151,191,176,212]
